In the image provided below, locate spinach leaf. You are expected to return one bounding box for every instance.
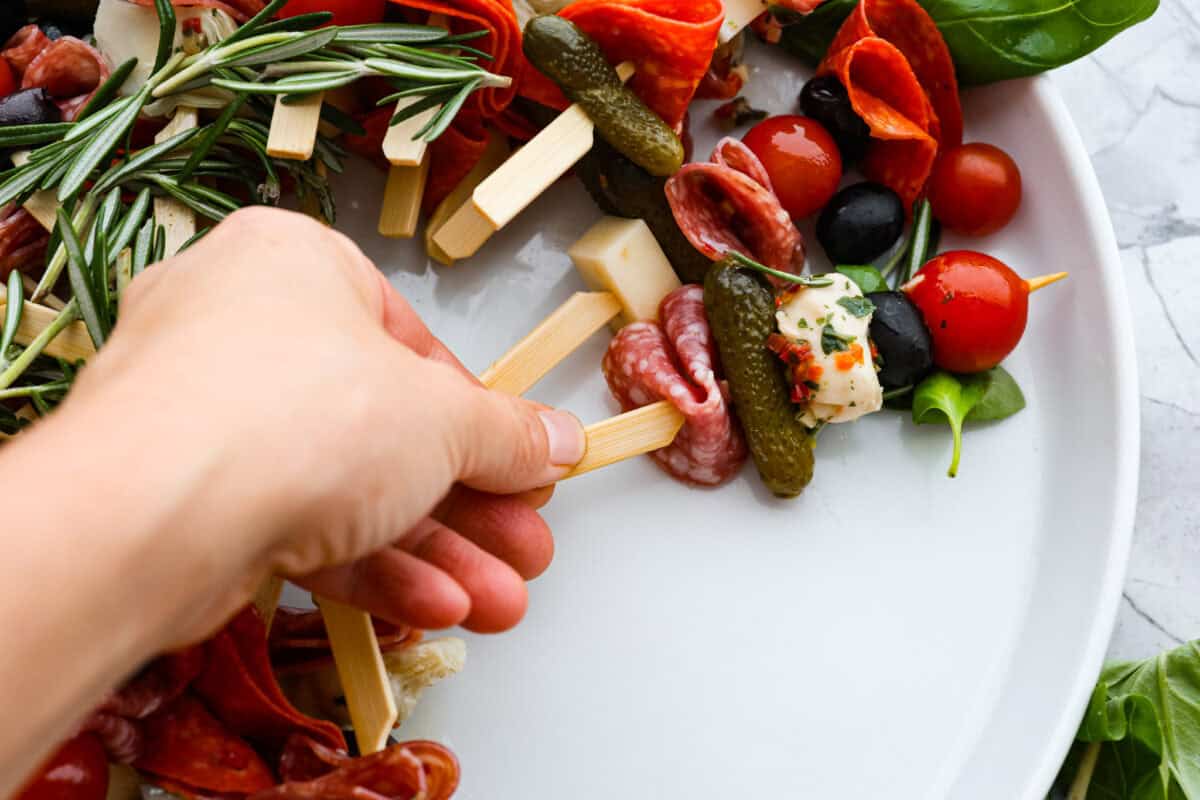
[837,265,890,294]
[777,0,1159,86]
[837,295,876,318]
[964,366,1025,421]
[912,371,984,477]
[1056,640,1200,799]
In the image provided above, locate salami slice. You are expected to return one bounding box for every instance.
[666,137,804,276]
[519,0,723,131]
[602,285,747,486]
[268,606,421,675]
[81,713,143,765]
[135,695,277,795]
[21,37,112,121]
[192,608,346,757]
[259,737,459,800]
[127,0,266,23]
[818,0,961,210]
[2,25,50,76]
[0,205,49,274]
[98,647,207,720]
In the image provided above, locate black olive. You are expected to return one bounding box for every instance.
[816,182,904,265]
[866,291,934,390]
[0,89,62,126]
[0,2,26,43]
[799,75,871,165]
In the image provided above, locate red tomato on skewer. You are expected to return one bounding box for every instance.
[742,115,842,220]
[904,251,1029,374]
[278,0,387,26]
[15,734,108,800]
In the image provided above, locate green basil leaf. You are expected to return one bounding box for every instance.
[963,366,1026,422]
[820,324,854,355]
[911,370,986,477]
[778,0,1158,86]
[836,265,889,295]
[836,295,876,319]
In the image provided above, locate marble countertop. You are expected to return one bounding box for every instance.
[1049,0,1200,661]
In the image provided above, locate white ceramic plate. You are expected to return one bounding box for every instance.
[318,44,1138,800]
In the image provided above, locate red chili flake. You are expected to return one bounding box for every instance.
[184,18,203,33]
[766,334,819,404]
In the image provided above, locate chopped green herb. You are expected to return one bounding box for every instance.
[821,324,854,355]
[837,296,876,318]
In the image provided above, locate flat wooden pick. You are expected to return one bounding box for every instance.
[317,596,398,755]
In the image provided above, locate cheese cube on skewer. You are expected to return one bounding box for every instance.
[568,217,682,329]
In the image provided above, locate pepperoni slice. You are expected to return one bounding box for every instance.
[21,37,112,121]
[603,286,747,486]
[520,0,722,131]
[268,605,421,675]
[191,607,346,757]
[2,25,50,76]
[260,737,459,800]
[135,695,277,795]
[127,0,267,23]
[666,137,804,276]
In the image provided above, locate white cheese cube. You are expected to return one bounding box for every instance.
[568,217,682,329]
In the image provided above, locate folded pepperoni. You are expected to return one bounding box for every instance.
[666,137,804,276]
[135,695,277,795]
[603,286,747,486]
[268,606,422,675]
[127,0,267,23]
[387,0,522,120]
[520,0,723,131]
[21,37,111,121]
[2,25,50,76]
[191,607,346,757]
[261,736,459,800]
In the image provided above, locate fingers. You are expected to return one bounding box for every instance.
[400,520,529,634]
[443,383,587,494]
[436,488,555,580]
[296,535,471,630]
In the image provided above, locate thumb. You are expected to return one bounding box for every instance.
[447,385,587,494]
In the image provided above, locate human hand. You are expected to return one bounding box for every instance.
[60,207,585,647]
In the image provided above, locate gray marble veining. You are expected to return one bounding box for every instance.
[1050,0,1200,661]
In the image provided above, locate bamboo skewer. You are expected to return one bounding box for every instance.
[1026,272,1069,293]
[316,597,399,755]
[566,403,686,479]
[0,293,95,362]
[432,62,635,261]
[426,132,510,266]
[154,107,200,258]
[719,0,769,44]
[266,92,325,161]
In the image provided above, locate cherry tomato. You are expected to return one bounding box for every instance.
[928,143,1022,236]
[904,251,1028,374]
[279,0,387,26]
[742,115,842,220]
[16,734,108,800]
[0,58,16,98]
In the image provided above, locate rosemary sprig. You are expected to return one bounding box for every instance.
[726,252,836,288]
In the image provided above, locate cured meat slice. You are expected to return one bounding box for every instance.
[97,647,207,720]
[268,606,421,675]
[520,0,723,131]
[260,737,459,800]
[81,713,143,765]
[2,26,50,76]
[0,205,49,274]
[602,285,747,486]
[819,0,961,210]
[666,137,804,276]
[127,0,266,23]
[191,607,346,756]
[21,37,112,121]
[135,695,277,795]
[387,0,522,120]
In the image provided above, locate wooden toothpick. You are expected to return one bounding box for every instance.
[267,92,325,161]
[565,402,685,480]
[1026,272,1069,293]
[317,596,399,755]
[719,0,768,44]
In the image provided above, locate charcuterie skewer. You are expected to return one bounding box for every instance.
[432,62,635,261]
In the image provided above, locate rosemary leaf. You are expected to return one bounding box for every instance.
[177,227,212,253]
[389,88,455,126]
[59,85,152,203]
[0,160,55,209]
[132,219,155,275]
[334,24,451,44]
[34,195,97,302]
[318,104,366,137]
[153,224,166,263]
[146,175,235,221]
[213,70,360,95]
[93,126,202,194]
[152,0,177,74]
[0,123,73,148]
[179,95,247,181]
[86,187,123,265]
[221,0,292,46]
[94,225,111,317]
[106,188,152,264]
[76,58,138,123]
[368,44,481,69]
[254,12,335,35]
[219,29,339,68]
[56,209,108,349]
[65,96,131,142]
[417,77,479,141]
[364,58,485,84]
[0,300,81,392]
[0,271,25,362]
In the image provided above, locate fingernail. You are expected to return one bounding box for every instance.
[539,410,586,467]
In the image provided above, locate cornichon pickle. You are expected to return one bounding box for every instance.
[576,137,712,283]
[523,15,684,177]
[704,259,816,498]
